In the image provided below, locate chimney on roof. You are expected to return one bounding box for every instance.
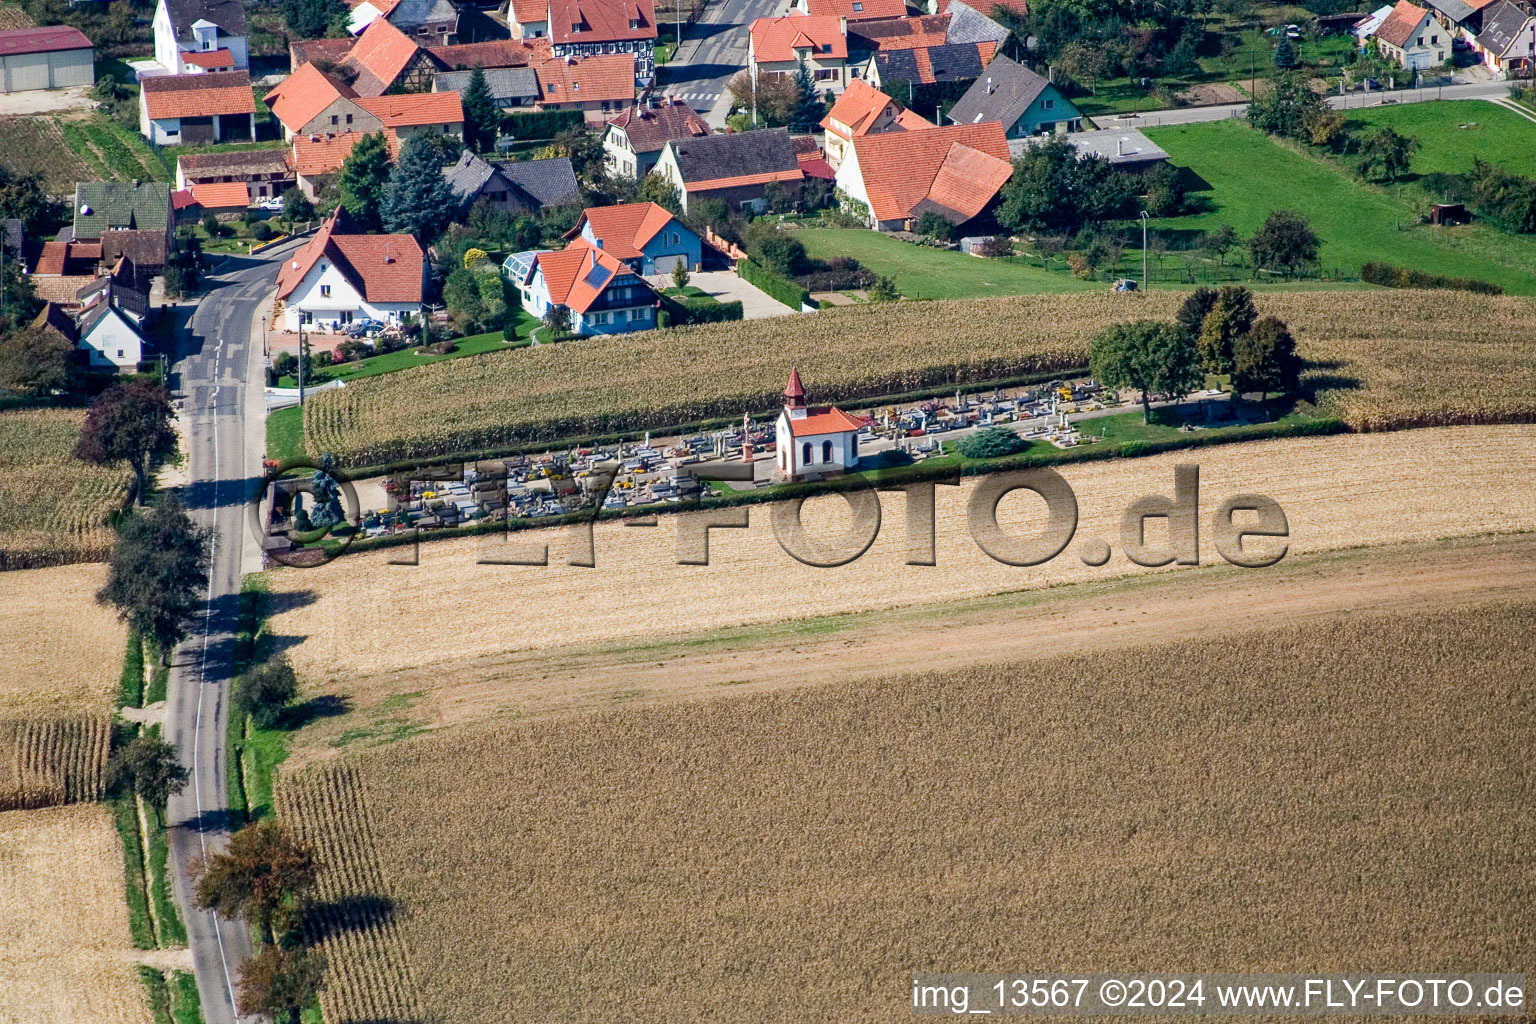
[840,15,848,34]
[985,76,993,93]
[384,239,395,263]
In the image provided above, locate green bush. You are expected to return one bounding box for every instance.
[502,109,584,141]
[249,221,275,241]
[956,425,1030,459]
[1359,262,1502,295]
[738,257,810,310]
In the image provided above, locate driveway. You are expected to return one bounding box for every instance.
[687,269,800,317]
[0,85,93,115]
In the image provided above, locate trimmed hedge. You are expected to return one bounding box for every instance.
[502,109,584,141]
[738,257,811,310]
[658,293,743,325]
[1360,262,1503,295]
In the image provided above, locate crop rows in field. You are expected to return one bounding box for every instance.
[279,600,1536,1023]
[0,408,133,570]
[0,715,111,811]
[275,764,425,1024]
[0,117,97,193]
[301,290,1536,467]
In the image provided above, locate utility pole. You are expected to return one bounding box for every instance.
[297,315,305,407]
[1139,210,1149,290]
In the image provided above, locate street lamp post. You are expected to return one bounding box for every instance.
[1139,210,1150,291]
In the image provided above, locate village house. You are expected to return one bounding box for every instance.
[139,69,256,144]
[31,303,78,350]
[654,127,804,213]
[509,0,551,37]
[151,0,248,74]
[445,152,579,215]
[819,78,929,168]
[73,181,176,272]
[77,301,146,371]
[547,0,659,85]
[796,0,909,23]
[603,98,712,178]
[345,18,445,94]
[506,241,661,335]
[172,181,250,221]
[357,91,464,141]
[1473,0,1536,73]
[0,26,94,93]
[834,119,1010,231]
[533,53,637,122]
[291,131,397,199]
[175,149,295,202]
[775,369,863,481]
[749,13,852,90]
[566,201,701,275]
[865,39,995,90]
[1373,0,1449,68]
[276,206,427,331]
[434,67,540,108]
[346,0,459,44]
[265,62,374,140]
[947,54,1080,137]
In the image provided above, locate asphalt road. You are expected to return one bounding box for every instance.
[162,246,290,1024]
[1094,80,1513,129]
[662,0,788,124]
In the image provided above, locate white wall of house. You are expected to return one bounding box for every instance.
[281,259,420,331]
[775,412,858,479]
[139,100,252,144]
[348,1,385,35]
[153,0,249,72]
[512,16,549,37]
[80,308,144,370]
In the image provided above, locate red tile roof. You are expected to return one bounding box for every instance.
[536,239,647,313]
[847,121,1009,222]
[805,0,909,21]
[291,129,401,175]
[350,0,403,13]
[799,156,835,179]
[787,407,863,436]
[277,206,425,303]
[142,70,256,120]
[357,90,463,127]
[183,48,236,69]
[566,201,677,259]
[0,25,92,56]
[429,37,549,67]
[534,54,636,104]
[606,99,711,153]
[548,0,657,46]
[850,13,949,49]
[346,18,422,93]
[171,188,198,211]
[750,13,848,62]
[1375,0,1431,46]
[290,36,353,66]
[265,62,358,133]
[687,167,804,193]
[189,181,251,208]
[509,0,548,23]
[821,78,924,140]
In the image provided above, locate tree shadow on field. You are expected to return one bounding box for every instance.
[283,693,349,729]
[302,894,399,943]
[264,588,318,616]
[1299,358,1363,404]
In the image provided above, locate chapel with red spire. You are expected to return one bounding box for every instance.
[774,368,864,481]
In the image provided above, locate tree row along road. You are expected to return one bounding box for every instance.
[1096,81,1513,128]
[164,244,298,1024]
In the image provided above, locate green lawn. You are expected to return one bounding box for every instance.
[1144,119,1536,294]
[796,229,1103,299]
[1339,99,1536,177]
[275,319,536,388]
[265,403,304,463]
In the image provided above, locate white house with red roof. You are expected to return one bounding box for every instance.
[138,69,256,144]
[819,78,929,167]
[275,207,427,331]
[506,240,660,335]
[776,368,863,481]
[151,0,249,75]
[749,13,852,89]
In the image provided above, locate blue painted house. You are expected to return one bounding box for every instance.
[946,54,1081,138]
[505,241,661,337]
[565,201,702,276]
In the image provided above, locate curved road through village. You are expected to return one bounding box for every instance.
[163,243,296,1024]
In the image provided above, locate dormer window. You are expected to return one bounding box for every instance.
[852,2,863,9]
[571,22,581,31]
[820,43,831,52]
[629,17,640,27]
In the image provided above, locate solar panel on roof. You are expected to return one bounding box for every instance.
[583,263,613,289]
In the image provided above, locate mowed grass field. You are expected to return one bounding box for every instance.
[0,409,133,570]
[266,425,1536,755]
[278,597,1536,1022]
[1145,119,1536,293]
[0,805,152,1024]
[796,228,1102,299]
[301,290,1536,466]
[1340,99,1536,177]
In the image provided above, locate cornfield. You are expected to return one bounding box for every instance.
[0,409,133,570]
[275,763,426,1024]
[0,715,111,811]
[0,804,154,1024]
[301,291,1536,467]
[276,599,1536,1023]
[265,425,1536,739]
[0,563,129,716]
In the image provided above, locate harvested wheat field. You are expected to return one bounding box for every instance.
[278,598,1536,1023]
[0,805,152,1024]
[302,290,1536,466]
[0,408,133,570]
[267,425,1536,741]
[0,563,127,715]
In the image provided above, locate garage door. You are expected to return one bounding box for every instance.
[48,50,95,89]
[3,54,50,92]
[652,254,685,275]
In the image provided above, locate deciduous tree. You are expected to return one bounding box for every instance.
[0,322,77,396]
[1195,285,1256,374]
[1246,72,1326,140]
[233,657,300,730]
[238,944,326,1024]
[75,380,177,506]
[193,821,318,943]
[1232,315,1301,400]
[338,132,391,231]
[1249,208,1320,277]
[98,498,210,663]
[1089,319,1203,423]
[106,734,188,825]
[1357,125,1417,182]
